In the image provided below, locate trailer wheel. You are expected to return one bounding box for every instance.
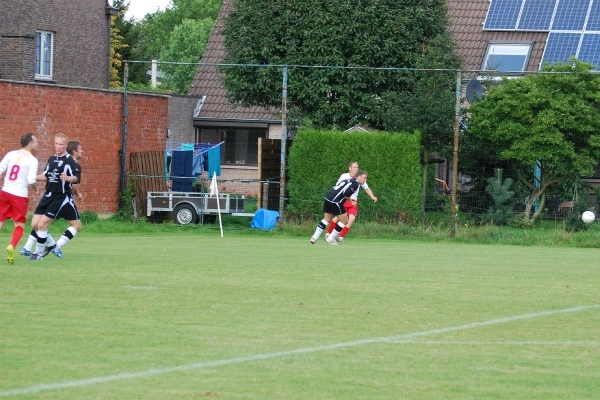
[173,203,198,225]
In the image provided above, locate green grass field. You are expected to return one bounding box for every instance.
[1,229,599,399]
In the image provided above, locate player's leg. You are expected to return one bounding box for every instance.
[52,221,81,258]
[311,212,333,244]
[337,206,358,241]
[30,215,53,260]
[325,216,339,237]
[325,208,348,244]
[0,194,11,263]
[21,210,44,256]
[51,200,81,258]
[2,192,28,264]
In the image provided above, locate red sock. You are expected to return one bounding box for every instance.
[338,226,350,238]
[11,226,24,248]
[327,222,336,234]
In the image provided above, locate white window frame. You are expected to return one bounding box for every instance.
[35,30,54,80]
[480,41,533,77]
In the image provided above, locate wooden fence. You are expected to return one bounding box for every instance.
[130,151,168,220]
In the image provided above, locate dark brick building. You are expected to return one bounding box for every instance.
[0,0,117,89]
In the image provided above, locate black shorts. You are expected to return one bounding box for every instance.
[323,199,346,216]
[34,192,80,221]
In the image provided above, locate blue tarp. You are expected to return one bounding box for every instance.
[251,209,279,230]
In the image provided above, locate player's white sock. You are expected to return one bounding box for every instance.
[23,230,38,251]
[328,222,345,240]
[46,234,56,247]
[312,219,328,240]
[34,230,48,255]
[56,227,78,250]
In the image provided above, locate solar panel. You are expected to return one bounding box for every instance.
[483,0,523,30]
[585,0,600,31]
[483,0,600,69]
[578,34,600,70]
[517,0,554,31]
[541,33,580,66]
[552,0,590,30]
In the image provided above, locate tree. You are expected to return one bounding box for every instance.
[481,169,514,225]
[467,59,600,222]
[110,0,146,84]
[134,0,221,63]
[159,18,214,93]
[221,0,461,129]
[110,14,128,88]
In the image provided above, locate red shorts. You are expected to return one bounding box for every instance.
[0,190,29,224]
[343,200,358,216]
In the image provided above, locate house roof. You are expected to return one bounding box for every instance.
[446,0,549,76]
[188,0,280,123]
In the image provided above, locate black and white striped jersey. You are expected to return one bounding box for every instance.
[42,153,81,194]
[324,177,359,204]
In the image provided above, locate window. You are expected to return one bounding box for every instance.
[482,42,532,72]
[195,127,267,165]
[35,31,53,80]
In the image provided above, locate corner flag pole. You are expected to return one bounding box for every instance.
[210,172,224,237]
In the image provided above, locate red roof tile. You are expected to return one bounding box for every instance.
[447,0,548,77]
[188,0,279,122]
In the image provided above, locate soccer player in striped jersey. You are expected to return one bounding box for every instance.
[0,133,40,264]
[25,134,82,260]
[310,171,368,245]
[325,161,377,242]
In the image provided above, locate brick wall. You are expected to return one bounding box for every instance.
[0,0,111,88]
[0,34,35,81]
[0,80,168,214]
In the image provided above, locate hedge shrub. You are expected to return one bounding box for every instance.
[287,129,421,222]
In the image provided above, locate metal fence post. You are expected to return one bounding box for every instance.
[450,70,462,238]
[279,65,288,218]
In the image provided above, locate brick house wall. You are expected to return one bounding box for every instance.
[0,0,112,88]
[0,80,168,215]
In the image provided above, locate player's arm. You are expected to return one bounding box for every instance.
[72,183,84,202]
[365,187,377,202]
[37,163,49,182]
[60,162,81,184]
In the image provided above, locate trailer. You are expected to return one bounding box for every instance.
[147,191,254,225]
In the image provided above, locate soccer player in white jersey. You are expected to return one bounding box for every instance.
[0,133,39,264]
[325,161,377,242]
[310,171,368,245]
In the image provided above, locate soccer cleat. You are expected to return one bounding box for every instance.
[41,244,56,258]
[20,248,31,257]
[29,253,43,261]
[336,236,344,243]
[7,245,15,264]
[51,248,64,258]
[325,238,338,246]
[310,236,317,244]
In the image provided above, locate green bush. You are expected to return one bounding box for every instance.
[287,129,421,222]
[80,210,99,225]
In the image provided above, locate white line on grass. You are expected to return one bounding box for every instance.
[123,286,158,290]
[387,340,599,346]
[1,304,598,397]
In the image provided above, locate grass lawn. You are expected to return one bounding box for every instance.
[1,228,599,399]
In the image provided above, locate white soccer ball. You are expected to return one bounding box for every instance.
[581,211,595,224]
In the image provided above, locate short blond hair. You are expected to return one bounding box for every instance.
[55,133,68,141]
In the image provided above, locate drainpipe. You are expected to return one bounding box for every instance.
[119,61,129,210]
